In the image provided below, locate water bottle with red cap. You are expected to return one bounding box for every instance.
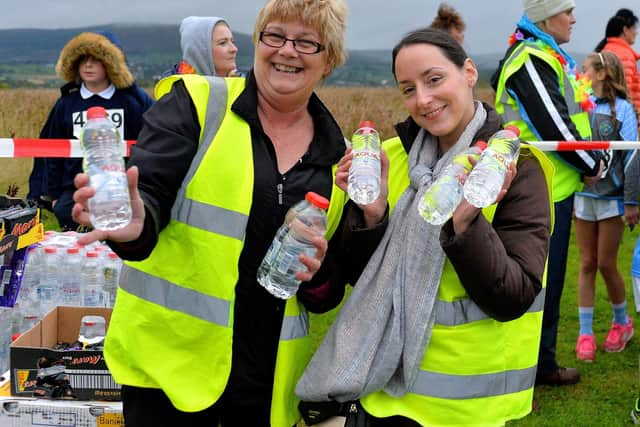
[81,106,131,230]
[257,192,329,299]
[348,120,381,205]
[463,125,522,208]
[419,141,488,225]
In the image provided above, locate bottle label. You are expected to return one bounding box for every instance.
[74,108,125,141]
[275,246,303,274]
[264,238,282,265]
[489,151,510,170]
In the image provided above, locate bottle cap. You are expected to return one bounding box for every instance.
[66,247,79,254]
[358,120,376,130]
[86,106,107,120]
[86,251,99,258]
[505,125,521,137]
[475,141,488,150]
[305,192,330,210]
[44,247,57,254]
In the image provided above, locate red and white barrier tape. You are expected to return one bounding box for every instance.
[0,138,638,158]
[0,139,136,158]
[528,141,640,151]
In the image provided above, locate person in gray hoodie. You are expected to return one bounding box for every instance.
[166,16,239,77]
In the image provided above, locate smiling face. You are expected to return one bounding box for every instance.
[253,20,330,109]
[211,22,238,77]
[539,8,576,45]
[394,43,477,151]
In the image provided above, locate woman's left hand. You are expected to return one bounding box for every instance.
[452,161,517,234]
[296,235,328,282]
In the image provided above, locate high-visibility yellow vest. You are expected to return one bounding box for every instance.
[104,74,347,427]
[494,41,592,202]
[360,136,554,427]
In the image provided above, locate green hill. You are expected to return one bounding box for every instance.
[0,24,397,87]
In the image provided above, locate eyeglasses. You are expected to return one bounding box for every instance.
[259,31,325,55]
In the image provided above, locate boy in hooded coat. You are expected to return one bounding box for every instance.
[28,31,153,230]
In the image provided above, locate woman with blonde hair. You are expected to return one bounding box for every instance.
[71,0,358,426]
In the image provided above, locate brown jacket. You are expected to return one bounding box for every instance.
[344,104,551,321]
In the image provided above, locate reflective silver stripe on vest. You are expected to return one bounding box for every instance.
[280,311,309,341]
[170,77,249,241]
[410,366,536,399]
[435,287,545,326]
[174,200,247,241]
[119,266,231,327]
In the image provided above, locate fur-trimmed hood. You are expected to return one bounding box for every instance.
[55,32,134,89]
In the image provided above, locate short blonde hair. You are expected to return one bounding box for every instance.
[253,0,348,72]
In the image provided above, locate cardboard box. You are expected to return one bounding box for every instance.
[10,307,121,401]
[0,396,123,427]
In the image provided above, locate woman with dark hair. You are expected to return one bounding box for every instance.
[596,8,640,115]
[297,28,553,427]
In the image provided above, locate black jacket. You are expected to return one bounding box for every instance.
[109,71,364,408]
[491,28,603,176]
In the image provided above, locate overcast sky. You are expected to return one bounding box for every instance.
[2,1,638,54]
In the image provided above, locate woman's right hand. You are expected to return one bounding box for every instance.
[336,147,389,227]
[72,166,146,245]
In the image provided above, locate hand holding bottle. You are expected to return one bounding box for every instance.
[336,147,389,227]
[72,166,146,246]
[452,161,517,234]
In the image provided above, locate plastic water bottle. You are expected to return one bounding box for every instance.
[103,252,122,308]
[38,246,60,316]
[348,121,381,205]
[78,315,106,348]
[82,251,104,307]
[257,192,329,299]
[60,247,82,306]
[463,126,521,208]
[81,106,131,231]
[0,307,11,372]
[419,141,488,225]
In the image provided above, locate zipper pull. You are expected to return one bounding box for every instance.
[349,403,358,414]
[277,183,283,205]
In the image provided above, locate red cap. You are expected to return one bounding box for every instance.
[474,141,488,150]
[44,247,57,253]
[305,192,330,210]
[86,251,99,257]
[505,125,521,137]
[86,106,107,120]
[359,120,376,129]
[67,247,79,254]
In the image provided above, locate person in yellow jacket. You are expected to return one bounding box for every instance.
[70,1,369,426]
[296,28,552,427]
[491,0,605,387]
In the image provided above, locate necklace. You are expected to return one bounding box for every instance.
[509,30,595,113]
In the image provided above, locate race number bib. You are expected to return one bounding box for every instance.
[72,108,125,140]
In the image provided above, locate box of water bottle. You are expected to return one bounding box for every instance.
[10,306,120,401]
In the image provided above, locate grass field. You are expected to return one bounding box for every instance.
[2,86,639,426]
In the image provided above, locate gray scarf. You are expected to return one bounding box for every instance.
[296,102,487,402]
